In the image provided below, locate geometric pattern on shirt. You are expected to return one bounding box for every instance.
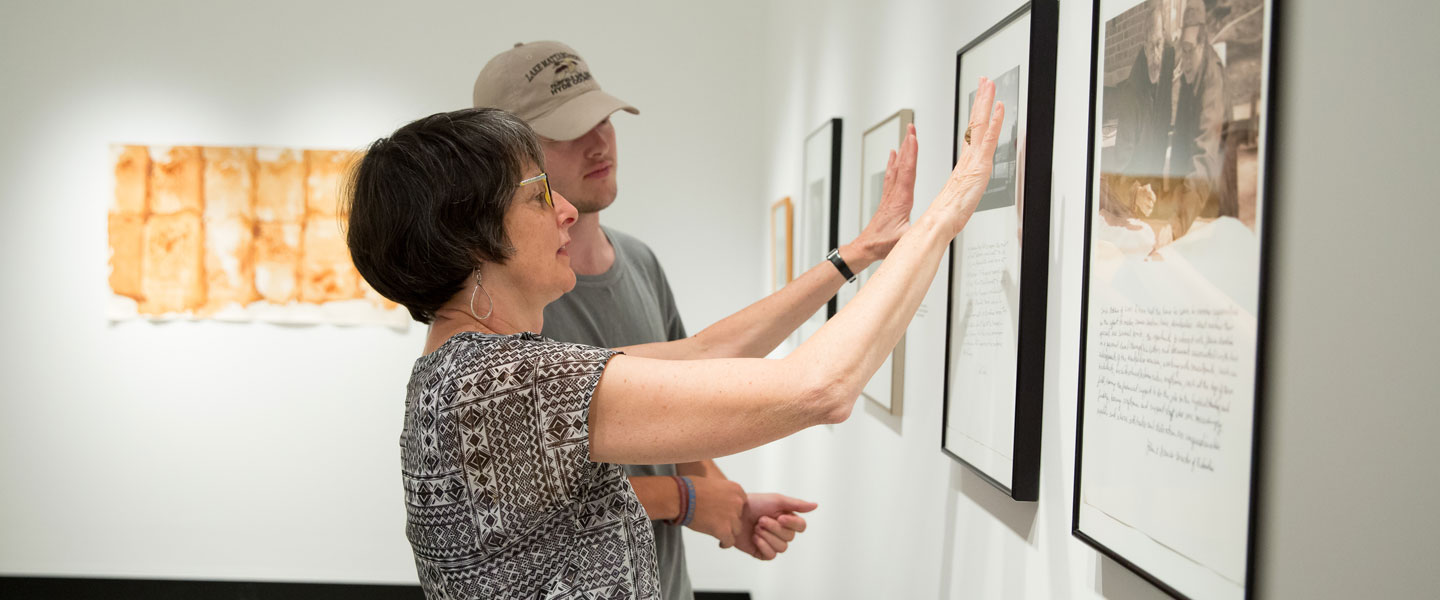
[401,331,659,600]
[540,227,693,600]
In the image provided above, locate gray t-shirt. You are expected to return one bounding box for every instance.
[542,226,692,600]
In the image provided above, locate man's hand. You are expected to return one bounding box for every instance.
[851,123,919,264]
[730,493,818,561]
[683,477,748,549]
[1133,181,1157,217]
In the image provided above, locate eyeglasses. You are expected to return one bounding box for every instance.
[519,172,553,208]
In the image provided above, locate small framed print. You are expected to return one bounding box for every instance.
[796,118,842,342]
[770,196,794,293]
[1073,1,1277,598]
[941,0,1058,502]
[856,110,913,415]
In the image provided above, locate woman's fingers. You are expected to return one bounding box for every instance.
[882,148,899,200]
[963,77,996,154]
[898,124,918,185]
[980,102,1006,158]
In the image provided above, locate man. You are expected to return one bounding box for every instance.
[1101,1,1175,225]
[1169,2,1228,236]
[472,41,915,600]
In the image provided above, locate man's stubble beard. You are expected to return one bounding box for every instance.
[568,193,616,215]
[566,178,618,215]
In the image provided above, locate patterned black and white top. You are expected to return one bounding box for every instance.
[402,331,659,599]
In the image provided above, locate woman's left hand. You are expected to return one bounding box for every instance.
[852,123,919,263]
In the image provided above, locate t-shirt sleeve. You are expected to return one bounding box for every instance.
[648,253,687,342]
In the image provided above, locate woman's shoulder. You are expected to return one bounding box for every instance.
[415,331,616,377]
[407,331,618,416]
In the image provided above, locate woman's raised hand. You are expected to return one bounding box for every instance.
[934,77,1006,235]
[852,124,919,261]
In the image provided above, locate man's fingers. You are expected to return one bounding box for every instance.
[758,516,796,542]
[780,495,819,513]
[753,535,777,560]
[776,513,808,533]
[757,527,788,555]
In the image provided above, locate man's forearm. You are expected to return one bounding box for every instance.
[675,459,726,480]
[629,475,681,521]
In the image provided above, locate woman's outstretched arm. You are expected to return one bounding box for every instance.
[617,125,919,361]
[589,78,1005,465]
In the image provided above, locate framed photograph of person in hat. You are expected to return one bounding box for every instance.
[1073,1,1277,598]
[940,0,1058,503]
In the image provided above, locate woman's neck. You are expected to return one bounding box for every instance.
[424,293,544,354]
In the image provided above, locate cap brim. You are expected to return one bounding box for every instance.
[528,89,639,141]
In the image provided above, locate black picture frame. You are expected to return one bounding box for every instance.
[1071,1,1279,598]
[940,0,1058,502]
[802,118,843,320]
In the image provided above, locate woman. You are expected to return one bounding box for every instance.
[346,79,1004,599]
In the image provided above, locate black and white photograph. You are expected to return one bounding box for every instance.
[969,65,1022,212]
[1095,0,1267,254]
[1075,1,1275,598]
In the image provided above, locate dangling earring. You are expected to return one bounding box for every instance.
[469,268,494,321]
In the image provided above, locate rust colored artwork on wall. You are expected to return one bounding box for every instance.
[107,144,406,327]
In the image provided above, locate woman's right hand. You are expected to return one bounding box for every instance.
[933,76,1006,236]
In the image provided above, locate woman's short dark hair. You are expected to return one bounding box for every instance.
[344,108,545,324]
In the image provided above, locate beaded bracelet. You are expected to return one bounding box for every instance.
[667,476,696,527]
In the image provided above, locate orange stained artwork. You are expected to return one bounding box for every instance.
[108,144,397,318]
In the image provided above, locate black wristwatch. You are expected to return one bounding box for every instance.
[826,248,857,283]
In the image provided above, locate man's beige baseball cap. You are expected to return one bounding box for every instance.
[473,41,638,141]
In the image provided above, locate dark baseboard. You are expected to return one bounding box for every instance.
[0,577,424,599]
[0,577,751,599]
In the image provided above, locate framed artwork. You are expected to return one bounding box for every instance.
[796,118,842,341]
[106,144,407,328]
[855,110,914,415]
[770,196,794,293]
[940,0,1058,502]
[1073,0,1276,598]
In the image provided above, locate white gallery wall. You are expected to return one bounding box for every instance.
[730,0,1440,599]
[0,0,766,584]
[2,0,1438,598]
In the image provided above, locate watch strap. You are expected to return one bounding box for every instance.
[826,248,857,283]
